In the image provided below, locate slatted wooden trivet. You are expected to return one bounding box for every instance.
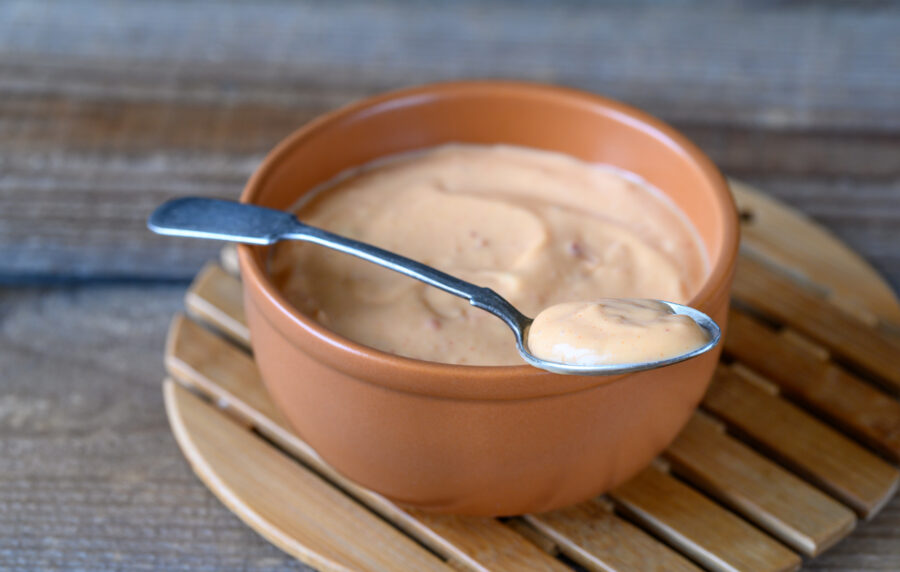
[163,181,900,572]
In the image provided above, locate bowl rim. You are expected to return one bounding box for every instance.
[237,80,739,394]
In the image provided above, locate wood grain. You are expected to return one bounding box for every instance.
[665,413,856,557]
[730,180,900,325]
[609,465,801,572]
[702,366,900,518]
[2,283,899,571]
[724,308,900,462]
[1,1,899,287]
[733,255,900,394]
[165,314,570,572]
[3,1,900,570]
[0,285,315,571]
[164,380,452,572]
[185,263,249,346]
[527,499,702,572]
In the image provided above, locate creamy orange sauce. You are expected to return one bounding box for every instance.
[528,299,709,366]
[271,144,707,366]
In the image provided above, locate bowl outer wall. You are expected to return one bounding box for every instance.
[237,81,738,514]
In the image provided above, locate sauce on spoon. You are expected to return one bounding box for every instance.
[527,299,710,366]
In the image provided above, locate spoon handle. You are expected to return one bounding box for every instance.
[148,198,530,332]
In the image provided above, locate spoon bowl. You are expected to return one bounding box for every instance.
[149,197,721,375]
[516,301,720,375]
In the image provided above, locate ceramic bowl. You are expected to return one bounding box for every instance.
[237,81,739,516]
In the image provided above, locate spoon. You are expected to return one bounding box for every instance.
[148,197,720,375]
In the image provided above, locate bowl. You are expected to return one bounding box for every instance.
[237,81,739,516]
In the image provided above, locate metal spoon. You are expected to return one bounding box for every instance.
[148,198,720,375]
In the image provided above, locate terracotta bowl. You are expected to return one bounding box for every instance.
[237,81,739,516]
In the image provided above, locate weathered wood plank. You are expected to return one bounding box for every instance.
[2,87,897,179]
[185,262,249,346]
[3,100,898,284]
[702,366,900,518]
[1,1,900,283]
[0,285,316,571]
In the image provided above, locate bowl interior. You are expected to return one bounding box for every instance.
[240,81,737,376]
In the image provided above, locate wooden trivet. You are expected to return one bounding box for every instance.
[163,181,900,572]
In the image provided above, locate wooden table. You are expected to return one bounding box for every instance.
[2,2,898,570]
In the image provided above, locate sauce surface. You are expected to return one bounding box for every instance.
[271,144,707,365]
[528,299,710,366]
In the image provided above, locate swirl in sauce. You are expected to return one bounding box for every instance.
[270,144,707,366]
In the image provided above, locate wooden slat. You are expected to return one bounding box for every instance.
[185,262,249,345]
[165,314,569,572]
[724,308,900,462]
[406,514,570,572]
[6,4,900,285]
[165,315,287,427]
[608,465,801,572]
[220,243,241,277]
[664,413,856,556]
[702,366,900,518]
[163,379,452,572]
[6,1,900,132]
[526,499,702,572]
[733,254,900,394]
[731,180,900,325]
[502,519,560,557]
